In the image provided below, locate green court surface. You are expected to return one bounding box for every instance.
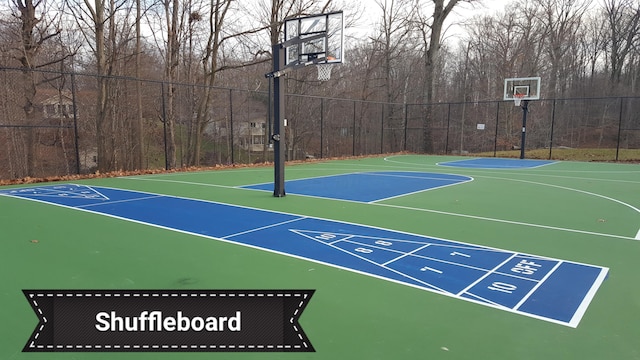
[1,155,639,359]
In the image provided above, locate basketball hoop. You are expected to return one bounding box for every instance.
[514,94,525,107]
[317,63,333,81]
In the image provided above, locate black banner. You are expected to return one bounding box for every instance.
[22,290,314,352]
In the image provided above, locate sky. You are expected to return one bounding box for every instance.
[344,0,600,49]
[345,0,510,40]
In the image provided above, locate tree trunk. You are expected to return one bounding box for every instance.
[422,0,459,153]
[134,0,144,170]
[16,0,40,177]
[163,0,179,169]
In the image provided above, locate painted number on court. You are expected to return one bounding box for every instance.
[488,282,517,294]
[316,233,336,240]
[420,266,443,274]
[511,260,541,275]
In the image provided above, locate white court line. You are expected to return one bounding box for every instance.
[456,253,520,297]
[0,185,111,201]
[478,175,640,216]
[235,171,474,204]
[383,155,640,175]
[377,202,637,241]
[85,186,111,201]
[360,172,467,180]
[237,172,369,189]
[76,195,164,208]
[476,175,640,241]
[329,235,354,245]
[381,244,431,266]
[288,230,514,252]
[461,292,509,309]
[437,159,559,170]
[340,238,539,283]
[293,230,452,295]
[222,217,306,239]
[122,177,238,190]
[2,183,607,327]
[121,176,636,241]
[370,177,473,203]
[513,261,563,311]
[568,267,610,328]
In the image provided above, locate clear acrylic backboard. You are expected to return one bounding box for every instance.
[284,11,344,66]
[503,77,541,101]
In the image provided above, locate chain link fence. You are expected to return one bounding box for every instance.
[1,67,639,180]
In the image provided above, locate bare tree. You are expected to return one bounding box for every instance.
[415,0,473,152]
[602,0,640,89]
[162,0,182,169]
[373,0,416,103]
[70,0,140,172]
[188,0,233,166]
[134,0,144,169]
[11,0,63,177]
[537,0,591,98]
[578,11,608,88]
[367,0,417,149]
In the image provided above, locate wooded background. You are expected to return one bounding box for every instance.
[1,0,639,180]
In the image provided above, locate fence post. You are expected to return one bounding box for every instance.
[70,73,81,174]
[445,103,451,154]
[320,98,324,159]
[403,104,408,151]
[380,103,384,154]
[616,97,624,161]
[493,102,500,157]
[352,101,357,156]
[161,82,169,170]
[549,99,557,160]
[229,89,234,164]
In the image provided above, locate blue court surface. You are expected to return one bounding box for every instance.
[438,158,557,169]
[0,184,608,328]
[241,171,472,202]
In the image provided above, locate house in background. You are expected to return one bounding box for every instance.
[245,119,268,152]
[35,88,98,172]
[212,117,271,153]
[40,89,74,119]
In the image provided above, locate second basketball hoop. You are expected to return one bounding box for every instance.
[503,76,541,160]
[504,76,541,104]
[514,93,525,107]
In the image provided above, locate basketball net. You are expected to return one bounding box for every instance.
[317,56,336,81]
[514,94,525,107]
[317,63,333,81]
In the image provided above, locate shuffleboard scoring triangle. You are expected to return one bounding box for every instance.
[0,184,110,201]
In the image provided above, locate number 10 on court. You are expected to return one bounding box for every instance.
[488,282,517,294]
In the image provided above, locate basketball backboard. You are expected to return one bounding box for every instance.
[503,77,541,101]
[284,11,344,66]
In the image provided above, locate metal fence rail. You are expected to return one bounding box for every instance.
[1,67,638,180]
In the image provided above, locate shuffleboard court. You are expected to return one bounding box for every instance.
[241,171,472,202]
[0,184,608,328]
[438,158,557,169]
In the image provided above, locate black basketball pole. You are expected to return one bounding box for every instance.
[520,99,529,159]
[272,44,286,197]
[265,32,327,198]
